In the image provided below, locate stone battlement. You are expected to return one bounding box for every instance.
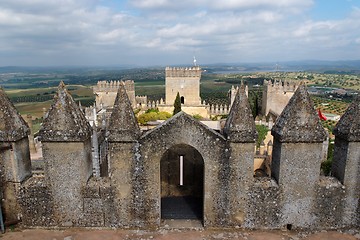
[263,79,298,92]
[0,82,359,230]
[165,66,202,78]
[93,80,134,92]
[93,80,137,109]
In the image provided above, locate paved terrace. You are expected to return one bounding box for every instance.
[1,227,360,240]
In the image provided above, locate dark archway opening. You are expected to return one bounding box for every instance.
[160,144,204,221]
[180,96,184,104]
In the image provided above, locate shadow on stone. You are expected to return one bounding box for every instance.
[161,196,203,220]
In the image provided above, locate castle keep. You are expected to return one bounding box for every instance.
[165,66,202,105]
[0,81,359,229]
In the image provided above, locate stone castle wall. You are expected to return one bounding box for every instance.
[0,82,359,230]
[93,80,137,108]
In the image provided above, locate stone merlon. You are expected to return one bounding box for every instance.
[39,81,92,142]
[0,86,30,141]
[333,96,360,141]
[271,84,327,143]
[223,84,258,142]
[107,82,140,142]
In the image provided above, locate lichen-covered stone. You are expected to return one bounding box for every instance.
[223,84,258,142]
[272,84,327,143]
[0,87,30,141]
[107,83,140,142]
[247,177,280,228]
[314,176,346,228]
[39,81,91,142]
[333,96,360,142]
[19,176,56,227]
[139,112,228,227]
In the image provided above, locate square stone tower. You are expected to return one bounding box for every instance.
[165,66,202,105]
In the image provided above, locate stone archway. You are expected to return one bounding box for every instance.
[160,144,204,221]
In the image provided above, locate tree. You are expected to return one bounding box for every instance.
[173,92,182,115]
[251,93,259,119]
[255,125,268,148]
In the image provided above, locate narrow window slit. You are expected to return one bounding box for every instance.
[180,155,184,186]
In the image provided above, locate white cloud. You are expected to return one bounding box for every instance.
[0,0,359,66]
[132,0,314,11]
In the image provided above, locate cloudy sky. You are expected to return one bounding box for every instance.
[1,0,360,66]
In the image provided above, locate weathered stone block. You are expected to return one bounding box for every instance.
[19,177,56,227]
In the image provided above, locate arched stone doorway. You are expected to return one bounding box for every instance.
[160,144,204,221]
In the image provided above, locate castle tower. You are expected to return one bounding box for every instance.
[39,81,92,226]
[106,84,141,226]
[0,87,31,222]
[332,96,360,226]
[271,84,327,228]
[262,79,298,117]
[165,66,202,105]
[223,84,258,226]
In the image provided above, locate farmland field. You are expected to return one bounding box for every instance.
[1,66,359,134]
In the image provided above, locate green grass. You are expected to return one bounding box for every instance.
[15,101,52,119]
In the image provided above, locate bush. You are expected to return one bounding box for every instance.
[192,114,203,120]
[321,142,334,176]
[145,108,159,114]
[137,111,171,125]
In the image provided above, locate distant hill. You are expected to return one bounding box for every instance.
[202,60,360,73]
[1,60,360,74]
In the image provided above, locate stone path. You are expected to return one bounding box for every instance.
[1,228,359,240]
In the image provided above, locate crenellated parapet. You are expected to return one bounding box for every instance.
[263,79,298,92]
[1,81,359,230]
[165,66,202,78]
[94,80,135,93]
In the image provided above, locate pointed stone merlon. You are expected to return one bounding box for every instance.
[107,83,140,142]
[105,84,142,225]
[0,87,31,182]
[224,84,258,143]
[0,87,30,142]
[331,97,360,226]
[223,85,257,226]
[271,84,327,143]
[270,84,327,228]
[40,81,92,142]
[0,87,31,221]
[39,82,93,226]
